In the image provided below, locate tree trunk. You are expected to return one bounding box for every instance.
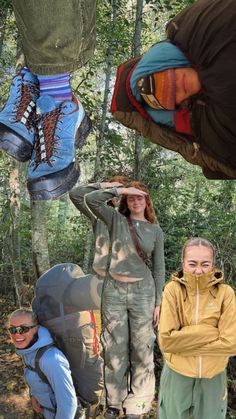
[57,194,69,233]
[31,200,50,280]
[8,161,24,305]
[132,0,144,179]
[94,0,118,180]
[82,227,94,273]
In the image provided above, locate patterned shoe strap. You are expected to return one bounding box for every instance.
[33,107,61,169]
[16,82,39,127]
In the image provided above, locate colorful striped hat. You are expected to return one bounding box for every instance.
[137,69,176,110]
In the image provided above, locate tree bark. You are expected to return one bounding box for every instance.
[31,200,50,280]
[132,0,144,179]
[94,0,118,180]
[8,161,24,305]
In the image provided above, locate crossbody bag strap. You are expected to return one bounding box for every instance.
[127,216,150,265]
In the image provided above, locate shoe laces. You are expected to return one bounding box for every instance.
[32,106,62,169]
[15,81,39,128]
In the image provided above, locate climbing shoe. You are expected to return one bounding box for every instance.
[0,72,39,161]
[27,94,91,200]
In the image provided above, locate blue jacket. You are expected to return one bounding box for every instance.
[16,326,77,419]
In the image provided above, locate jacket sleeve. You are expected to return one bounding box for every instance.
[41,349,77,419]
[158,284,219,353]
[180,286,236,357]
[85,188,120,231]
[152,226,165,305]
[69,183,102,225]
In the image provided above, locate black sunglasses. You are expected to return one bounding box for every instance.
[8,325,37,335]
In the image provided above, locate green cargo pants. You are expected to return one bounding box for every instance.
[158,364,227,419]
[12,0,96,75]
[101,275,156,415]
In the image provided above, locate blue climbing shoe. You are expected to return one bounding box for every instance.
[27,94,91,200]
[0,72,39,161]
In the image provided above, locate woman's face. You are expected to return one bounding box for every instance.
[9,314,38,349]
[175,68,201,104]
[127,194,147,218]
[182,245,214,275]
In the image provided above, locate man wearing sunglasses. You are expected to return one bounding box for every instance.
[8,308,79,419]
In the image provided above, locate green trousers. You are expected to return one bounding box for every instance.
[12,0,96,74]
[101,275,156,415]
[158,364,227,419]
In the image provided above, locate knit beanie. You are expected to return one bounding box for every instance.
[137,69,176,110]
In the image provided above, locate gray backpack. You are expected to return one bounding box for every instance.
[32,263,104,407]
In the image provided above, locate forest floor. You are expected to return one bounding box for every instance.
[0,296,236,419]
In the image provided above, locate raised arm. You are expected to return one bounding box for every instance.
[85,187,120,231]
[69,183,101,224]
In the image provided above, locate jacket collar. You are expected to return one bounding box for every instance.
[172,269,224,294]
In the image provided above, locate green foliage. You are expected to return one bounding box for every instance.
[0,0,235,299]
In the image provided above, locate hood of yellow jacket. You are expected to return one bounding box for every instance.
[171,269,224,294]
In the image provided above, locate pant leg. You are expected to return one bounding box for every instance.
[192,370,227,419]
[12,0,96,74]
[158,364,194,419]
[101,277,130,409]
[122,280,156,415]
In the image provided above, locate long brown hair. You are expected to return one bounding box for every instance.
[119,181,157,223]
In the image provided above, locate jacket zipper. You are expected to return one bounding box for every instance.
[195,277,202,378]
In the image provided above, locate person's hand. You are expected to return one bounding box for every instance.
[31,396,43,414]
[100,181,124,189]
[153,305,160,328]
[117,187,147,196]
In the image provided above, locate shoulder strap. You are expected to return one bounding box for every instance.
[127,217,150,265]
[24,343,55,385]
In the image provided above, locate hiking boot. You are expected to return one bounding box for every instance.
[27,94,91,200]
[0,72,39,161]
[104,407,120,419]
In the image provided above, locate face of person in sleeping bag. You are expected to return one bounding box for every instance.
[175,67,202,105]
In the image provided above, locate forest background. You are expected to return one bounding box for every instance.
[0,0,235,417]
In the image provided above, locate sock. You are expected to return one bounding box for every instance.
[37,73,72,107]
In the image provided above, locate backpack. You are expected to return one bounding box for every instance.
[31,263,104,409]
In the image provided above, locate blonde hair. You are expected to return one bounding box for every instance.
[9,308,38,324]
[182,237,215,263]
[119,181,157,223]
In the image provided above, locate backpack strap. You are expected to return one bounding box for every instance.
[89,311,99,356]
[127,217,151,267]
[24,343,56,413]
[24,343,55,385]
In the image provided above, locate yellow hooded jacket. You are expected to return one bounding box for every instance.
[158,269,236,378]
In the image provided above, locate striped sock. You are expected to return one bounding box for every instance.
[37,73,72,107]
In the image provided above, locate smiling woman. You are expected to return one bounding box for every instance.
[158,237,236,419]
[8,308,78,419]
[85,181,165,419]
[9,311,38,349]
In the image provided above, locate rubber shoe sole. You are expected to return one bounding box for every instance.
[0,123,33,161]
[75,113,92,149]
[27,161,80,200]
